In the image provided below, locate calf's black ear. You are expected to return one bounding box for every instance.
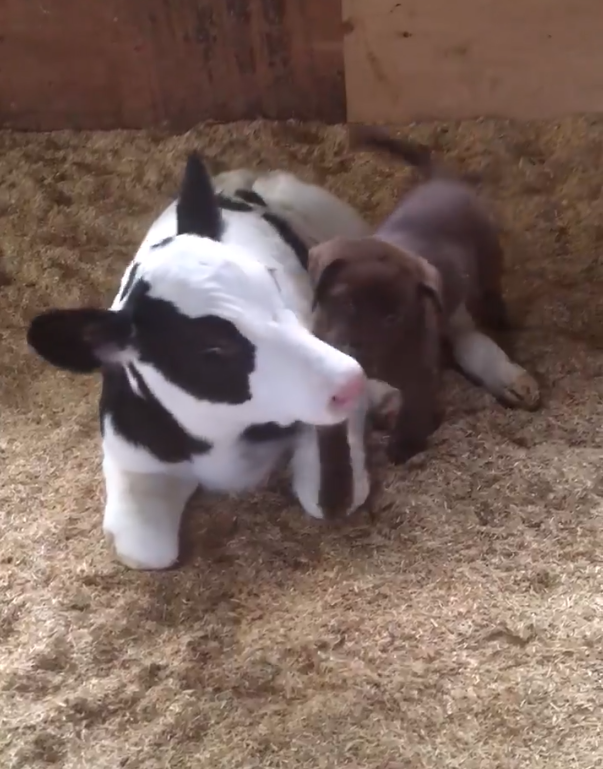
[176,152,223,240]
[27,308,133,373]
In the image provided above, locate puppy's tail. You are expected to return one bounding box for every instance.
[348,125,435,176]
[349,125,482,184]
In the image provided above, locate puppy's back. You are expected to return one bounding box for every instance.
[353,126,507,329]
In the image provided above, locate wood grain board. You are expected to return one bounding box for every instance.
[343,0,603,122]
[0,0,345,130]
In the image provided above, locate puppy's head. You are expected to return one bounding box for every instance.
[309,236,443,383]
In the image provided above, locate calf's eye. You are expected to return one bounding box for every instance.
[201,344,237,358]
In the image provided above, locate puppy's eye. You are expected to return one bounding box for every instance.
[343,298,356,314]
[383,313,397,326]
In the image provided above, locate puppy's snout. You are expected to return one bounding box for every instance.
[330,371,366,413]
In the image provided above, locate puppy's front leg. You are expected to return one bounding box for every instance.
[387,375,443,464]
[449,305,540,410]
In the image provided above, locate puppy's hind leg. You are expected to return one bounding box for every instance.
[449,305,540,411]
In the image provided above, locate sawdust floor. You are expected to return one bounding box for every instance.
[1,119,603,769]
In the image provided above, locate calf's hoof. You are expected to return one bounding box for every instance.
[104,529,179,571]
[499,369,541,412]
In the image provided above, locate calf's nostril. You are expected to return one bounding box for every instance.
[330,372,366,410]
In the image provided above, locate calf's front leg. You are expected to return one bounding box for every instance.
[102,458,198,570]
[449,305,540,410]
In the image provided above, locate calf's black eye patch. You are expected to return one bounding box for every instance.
[125,280,256,405]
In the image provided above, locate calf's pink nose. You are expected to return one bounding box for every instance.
[330,372,366,411]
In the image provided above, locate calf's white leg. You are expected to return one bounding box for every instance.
[102,459,198,570]
[290,379,401,521]
[449,305,540,410]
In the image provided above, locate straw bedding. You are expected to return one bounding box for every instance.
[1,118,602,768]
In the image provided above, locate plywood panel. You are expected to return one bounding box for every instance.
[0,0,345,130]
[343,0,603,122]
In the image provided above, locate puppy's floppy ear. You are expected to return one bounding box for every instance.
[308,239,348,309]
[415,256,443,313]
[27,308,133,373]
[308,239,344,283]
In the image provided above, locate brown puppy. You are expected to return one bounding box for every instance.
[309,127,540,464]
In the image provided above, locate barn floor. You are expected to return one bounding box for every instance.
[1,118,603,769]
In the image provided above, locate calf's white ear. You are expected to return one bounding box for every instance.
[27,308,133,373]
[176,153,223,240]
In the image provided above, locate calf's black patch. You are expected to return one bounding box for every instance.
[216,192,254,213]
[100,365,212,464]
[150,236,175,250]
[125,280,255,405]
[241,421,300,443]
[261,211,309,270]
[235,189,267,207]
[119,262,140,302]
[213,185,309,271]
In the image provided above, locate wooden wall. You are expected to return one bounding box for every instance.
[343,0,603,122]
[2,0,603,130]
[0,0,345,130]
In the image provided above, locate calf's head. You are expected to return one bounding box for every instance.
[309,237,443,385]
[27,155,366,432]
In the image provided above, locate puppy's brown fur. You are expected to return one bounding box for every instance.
[310,127,512,464]
[311,237,444,464]
[348,125,509,331]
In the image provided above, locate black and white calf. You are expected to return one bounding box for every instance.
[27,154,373,569]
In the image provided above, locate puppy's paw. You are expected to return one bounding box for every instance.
[499,369,541,411]
[387,435,428,465]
